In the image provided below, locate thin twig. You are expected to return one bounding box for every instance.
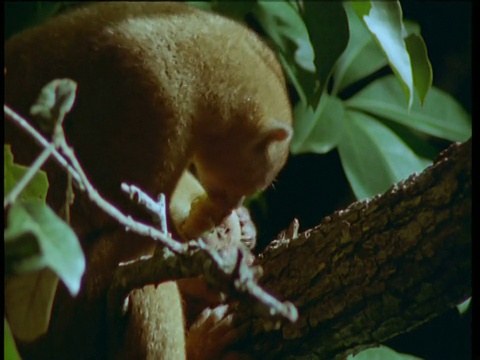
[4,104,84,189]
[5,103,185,253]
[58,138,187,253]
[4,84,72,209]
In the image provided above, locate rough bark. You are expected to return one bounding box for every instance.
[235,139,471,359]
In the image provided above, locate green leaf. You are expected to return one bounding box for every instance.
[338,110,429,200]
[254,2,309,58]
[346,345,423,360]
[5,201,85,296]
[291,94,346,154]
[4,145,49,203]
[4,229,44,275]
[402,20,433,103]
[294,37,315,73]
[253,1,318,105]
[333,2,388,94]
[405,33,432,104]
[348,1,371,17]
[456,297,471,315]
[351,1,414,107]
[4,319,22,360]
[301,1,349,103]
[333,4,425,95]
[403,19,421,36]
[346,75,471,142]
[5,269,59,342]
[277,51,317,106]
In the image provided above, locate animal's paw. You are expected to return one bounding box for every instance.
[186,305,250,360]
[236,206,257,250]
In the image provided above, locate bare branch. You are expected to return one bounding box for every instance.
[4,104,84,189]
[5,103,186,254]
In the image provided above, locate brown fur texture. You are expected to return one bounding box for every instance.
[5,2,292,359]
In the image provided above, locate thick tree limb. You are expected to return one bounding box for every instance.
[237,139,471,359]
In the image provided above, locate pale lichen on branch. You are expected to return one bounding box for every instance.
[121,183,168,235]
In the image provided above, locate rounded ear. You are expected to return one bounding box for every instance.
[262,119,293,143]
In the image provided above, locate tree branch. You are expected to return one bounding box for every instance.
[234,139,471,359]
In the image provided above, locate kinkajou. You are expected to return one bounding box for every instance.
[5,2,292,359]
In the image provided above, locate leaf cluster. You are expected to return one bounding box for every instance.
[191,0,471,200]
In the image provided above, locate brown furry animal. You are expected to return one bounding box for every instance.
[5,2,292,359]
